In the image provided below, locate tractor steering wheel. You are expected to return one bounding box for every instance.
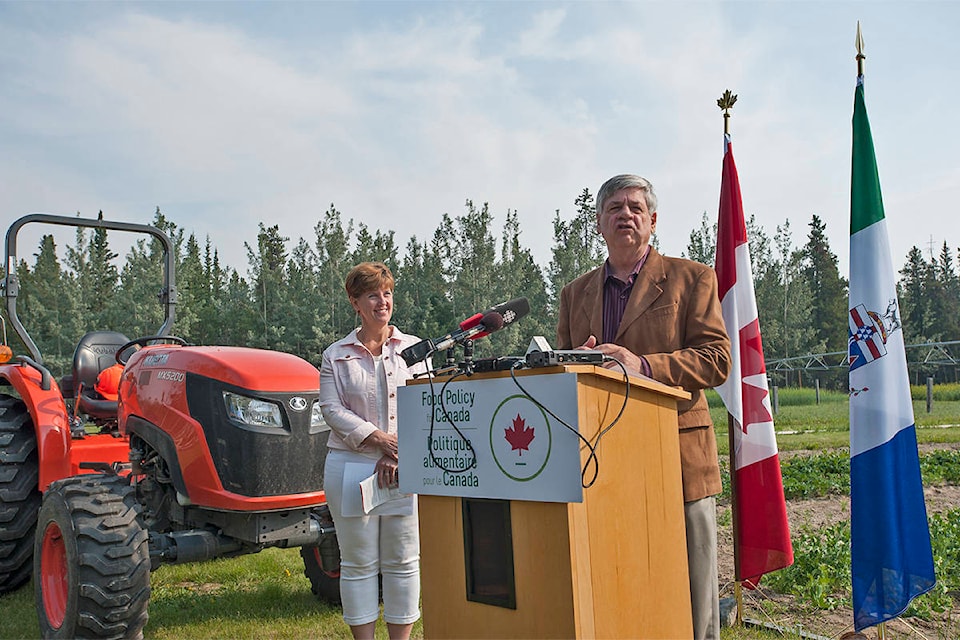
[116,335,188,365]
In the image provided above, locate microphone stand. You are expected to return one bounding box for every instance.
[461,339,475,376]
[411,340,478,378]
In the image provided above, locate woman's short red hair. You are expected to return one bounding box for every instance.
[345,262,394,299]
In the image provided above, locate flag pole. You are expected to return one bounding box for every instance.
[853,22,889,639]
[855,20,865,77]
[717,88,743,625]
[727,414,743,625]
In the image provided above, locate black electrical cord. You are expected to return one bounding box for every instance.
[423,364,478,474]
[507,356,630,488]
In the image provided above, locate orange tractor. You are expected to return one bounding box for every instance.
[0,214,340,638]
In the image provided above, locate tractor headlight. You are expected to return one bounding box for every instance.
[223,391,283,427]
[310,401,327,428]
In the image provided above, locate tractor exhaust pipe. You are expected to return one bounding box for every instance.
[149,508,338,566]
[151,530,244,565]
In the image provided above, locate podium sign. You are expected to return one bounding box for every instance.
[398,372,583,503]
[411,366,694,639]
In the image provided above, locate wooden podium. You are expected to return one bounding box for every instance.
[404,365,693,639]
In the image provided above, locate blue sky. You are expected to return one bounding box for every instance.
[2,1,957,280]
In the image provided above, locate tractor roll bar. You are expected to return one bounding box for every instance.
[3,213,177,365]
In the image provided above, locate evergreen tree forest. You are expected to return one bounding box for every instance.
[683,210,960,387]
[3,199,958,389]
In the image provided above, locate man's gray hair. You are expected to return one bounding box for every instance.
[596,174,658,215]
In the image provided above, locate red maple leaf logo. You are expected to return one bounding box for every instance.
[504,413,535,455]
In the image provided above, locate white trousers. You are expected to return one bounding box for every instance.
[325,450,421,626]
[685,495,720,640]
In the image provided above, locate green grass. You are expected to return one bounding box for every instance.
[0,554,817,640]
[0,548,421,640]
[0,583,34,639]
[146,550,353,640]
[720,622,808,639]
[912,382,960,402]
[4,385,960,639]
[708,387,960,454]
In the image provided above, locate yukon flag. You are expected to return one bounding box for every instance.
[849,72,935,631]
[715,133,793,587]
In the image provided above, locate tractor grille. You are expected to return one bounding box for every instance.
[185,374,329,497]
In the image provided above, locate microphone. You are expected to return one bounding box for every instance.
[401,297,530,366]
[467,296,530,340]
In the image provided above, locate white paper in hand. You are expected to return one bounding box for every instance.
[360,473,410,514]
[341,462,414,517]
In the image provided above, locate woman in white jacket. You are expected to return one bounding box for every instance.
[318,262,428,640]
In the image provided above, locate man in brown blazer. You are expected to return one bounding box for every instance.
[556,174,731,640]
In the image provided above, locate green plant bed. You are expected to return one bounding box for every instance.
[719,447,960,502]
[761,508,960,621]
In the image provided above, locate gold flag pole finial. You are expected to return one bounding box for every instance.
[717,89,737,136]
[856,20,865,76]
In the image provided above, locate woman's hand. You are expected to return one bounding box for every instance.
[360,430,398,460]
[375,454,400,489]
[360,431,400,487]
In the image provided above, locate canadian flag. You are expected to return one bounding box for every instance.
[714,134,793,587]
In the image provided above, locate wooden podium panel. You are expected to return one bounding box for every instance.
[417,366,693,639]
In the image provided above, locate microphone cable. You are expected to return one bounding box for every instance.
[507,356,630,488]
[424,368,478,474]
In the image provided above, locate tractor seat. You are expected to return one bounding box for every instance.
[73,330,130,420]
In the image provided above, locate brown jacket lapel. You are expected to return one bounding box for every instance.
[581,268,605,341]
[616,248,666,342]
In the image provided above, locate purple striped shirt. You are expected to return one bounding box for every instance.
[602,247,652,376]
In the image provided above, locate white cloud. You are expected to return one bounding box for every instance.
[517,8,568,58]
[1,1,957,282]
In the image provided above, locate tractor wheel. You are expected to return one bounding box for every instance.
[300,543,341,605]
[0,393,41,594]
[34,474,150,640]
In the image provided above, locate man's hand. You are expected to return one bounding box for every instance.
[577,335,599,349]
[577,335,645,375]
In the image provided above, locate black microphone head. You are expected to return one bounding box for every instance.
[401,339,434,366]
[493,297,530,327]
[480,311,505,332]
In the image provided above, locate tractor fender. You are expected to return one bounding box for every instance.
[125,415,190,499]
[0,364,71,490]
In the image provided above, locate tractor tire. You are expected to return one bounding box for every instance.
[300,543,341,605]
[34,474,150,640]
[0,393,41,594]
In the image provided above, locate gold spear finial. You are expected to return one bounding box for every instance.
[856,20,865,76]
[717,89,737,136]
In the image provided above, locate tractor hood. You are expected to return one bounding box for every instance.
[120,344,328,506]
[124,345,320,393]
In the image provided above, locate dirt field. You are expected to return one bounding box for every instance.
[717,444,960,639]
